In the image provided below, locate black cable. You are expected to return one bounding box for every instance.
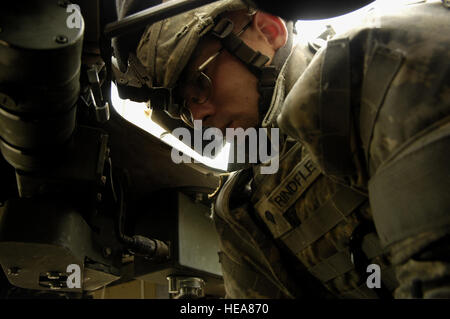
[113,166,169,259]
[115,171,133,246]
[108,157,118,203]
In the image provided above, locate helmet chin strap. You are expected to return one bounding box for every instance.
[210,18,294,126]
[209,18,294,172]
[258,21,294,124]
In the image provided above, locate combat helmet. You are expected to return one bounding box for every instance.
[112,0,294,132]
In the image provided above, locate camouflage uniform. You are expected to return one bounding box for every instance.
[213,43,398,298]
[120,0,450,298]
[277,0,450,298]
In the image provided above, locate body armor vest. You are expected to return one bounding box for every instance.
[213,36,402,297]
[214,0,449,299]
[249,138,398,298]
[215,137,399,298]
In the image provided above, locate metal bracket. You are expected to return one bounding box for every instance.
[167,276,205,299]
[87,64,110,123]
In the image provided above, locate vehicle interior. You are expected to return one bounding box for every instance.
[0,0,373,299]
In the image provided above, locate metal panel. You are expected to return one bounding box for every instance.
[178,192,221,277]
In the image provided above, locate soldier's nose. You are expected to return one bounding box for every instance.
[189,101,215,125]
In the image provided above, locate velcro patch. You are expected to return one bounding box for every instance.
[269,154,321,212]
[255,154,322,238]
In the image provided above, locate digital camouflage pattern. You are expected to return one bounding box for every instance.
[213,42,398,298]
[212,44,323,298]
[214,139,398,298]
[278,0,450,298]
[136,0,247,88]
[250,142,398,298]
[127,0,450,298]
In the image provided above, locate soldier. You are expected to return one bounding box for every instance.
[114,0,450,298]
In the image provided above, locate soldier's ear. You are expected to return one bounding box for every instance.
[253,11,287,50]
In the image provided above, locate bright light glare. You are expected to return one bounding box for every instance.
[294,1,377,46]
[110,0,404,173]
[110,83,230,171]
[293,0,419,45]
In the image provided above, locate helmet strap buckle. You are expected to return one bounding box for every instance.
[211,18,234,38]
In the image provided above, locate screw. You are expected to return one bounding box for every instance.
[96,193,102,202]
[103,247,112,258]
[55,35,68,44]
[100,176,107,185]
[7,267,21,276]
[49,283,62,290]
[195,193,203,203]
[46,272,62,280]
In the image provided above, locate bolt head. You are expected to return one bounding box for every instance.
[55,35,68,44]
[103,247,112,257]
[7,267,21,276]
[46,272,62,280]
[49,283,62,290]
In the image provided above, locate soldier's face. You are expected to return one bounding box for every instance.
[182,37,261,132]
[180,12,287,132]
